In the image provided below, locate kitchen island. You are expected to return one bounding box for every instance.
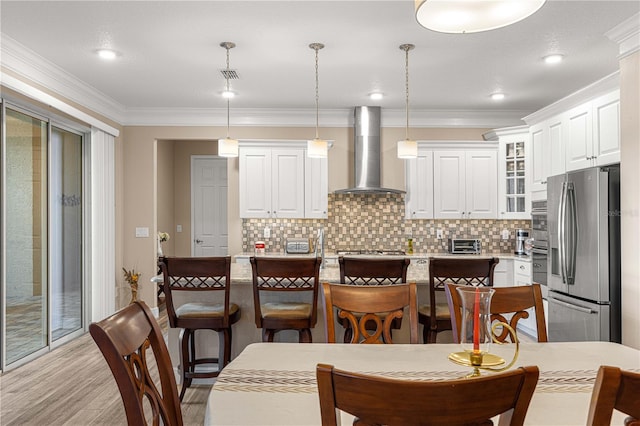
[156,253,530,380]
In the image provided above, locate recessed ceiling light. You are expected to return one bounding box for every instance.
[96,49,118,60]
[222,90,235,99]
[491,93,506,101]
[543,54,564,64]
[369,92,384,101]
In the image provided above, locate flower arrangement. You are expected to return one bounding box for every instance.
[158,232,170,243]
[122,267,141,303]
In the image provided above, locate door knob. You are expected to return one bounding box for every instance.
[195,239,203,244]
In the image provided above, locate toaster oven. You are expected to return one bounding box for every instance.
[448,238,481,254]
[285,238,311,254]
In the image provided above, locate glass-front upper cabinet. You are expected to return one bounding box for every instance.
[484,126,530,219]
[505,141,526,213]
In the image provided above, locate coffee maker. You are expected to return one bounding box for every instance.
[515,229,530,255]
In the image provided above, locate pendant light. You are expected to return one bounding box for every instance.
[218,41,238,158]
[397,44,417,159]
[415,0,546,34]
[307,43,328,158]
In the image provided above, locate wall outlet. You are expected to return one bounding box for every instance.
[501,229,510,240]
[264,226,271,238]
[436,229,443,240]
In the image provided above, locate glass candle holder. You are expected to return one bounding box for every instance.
[457,286,495,365]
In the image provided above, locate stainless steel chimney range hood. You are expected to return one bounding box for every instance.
[335,106,405,194]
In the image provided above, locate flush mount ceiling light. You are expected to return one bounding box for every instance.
[491,92,506,101]
[397,44,417,159]
[369,92,384,101]
[96,49,118,60]
[218,42,239,158]
[415,0,546,34]
[308,42,328,159]
[543,54,564,64]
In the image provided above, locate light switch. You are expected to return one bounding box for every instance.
[135,227,149,238]
[501,229,510,240]
[176,224,183,233]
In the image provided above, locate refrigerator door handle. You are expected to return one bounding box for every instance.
[566,182,577,285]
[549,296,596,314]
[558,181,567,284]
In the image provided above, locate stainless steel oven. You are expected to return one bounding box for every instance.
[531,201,548,294]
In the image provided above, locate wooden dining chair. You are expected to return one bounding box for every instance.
[338,256,410,342]
[419,257,499,343]
[587,365,640,426]
[159,256,240,400]
[251,256,322,342]
[90,301,183,426]
[322,282,419,344]
[316,363,539,426]
[445,282,548,343]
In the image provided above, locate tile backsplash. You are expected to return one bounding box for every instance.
[242,193,531,254]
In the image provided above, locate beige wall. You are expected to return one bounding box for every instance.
[620,50,640,349]
[157,140,175,256]
[122,125,488,308]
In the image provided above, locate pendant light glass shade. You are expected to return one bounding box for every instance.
[218,137,239,157]
[308,43,328,159]
[308,138,328,158]
[415,0,546,34]
[219,42,239,158]
[398,44,417,159]
[397,139,418,159]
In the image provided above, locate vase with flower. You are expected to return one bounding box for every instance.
[122,267,141,304]
[158,231,170,257]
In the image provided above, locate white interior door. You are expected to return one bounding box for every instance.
[192,156,228,256]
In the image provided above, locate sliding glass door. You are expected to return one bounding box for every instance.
[4,107,49,365]
[2,105,85,368]
[50,126,83,341]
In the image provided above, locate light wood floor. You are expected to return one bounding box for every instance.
[0,306,211,426]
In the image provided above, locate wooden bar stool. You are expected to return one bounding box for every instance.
[250,256,322,343]
[159,256,240,401]
[419,257,499,343]
[338,256,410,342]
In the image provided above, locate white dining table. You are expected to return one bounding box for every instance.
[205,341,640,426]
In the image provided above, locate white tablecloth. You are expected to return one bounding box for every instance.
[205,341,640,425]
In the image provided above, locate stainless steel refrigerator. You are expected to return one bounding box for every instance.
[547,165,621,343]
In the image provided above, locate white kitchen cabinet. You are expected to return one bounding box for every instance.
[530,122,548,200]
[565,90,620,172]
[487,126,530,219]
[592,90,621,167]
[565,102,593,172]
[304,155,328,219]
[513,258,543,339]
[405,149,434,219]
[548,115,566,178]
[492,258,513,288]
[514,259,531,286]
[239,145,305,218]
[433,149,497,219]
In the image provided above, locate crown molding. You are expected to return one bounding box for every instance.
[522,72,619,125]
[482,125,530,141]
[606,12,640,60]
[1,34,126,123]
[123,106,525,128]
